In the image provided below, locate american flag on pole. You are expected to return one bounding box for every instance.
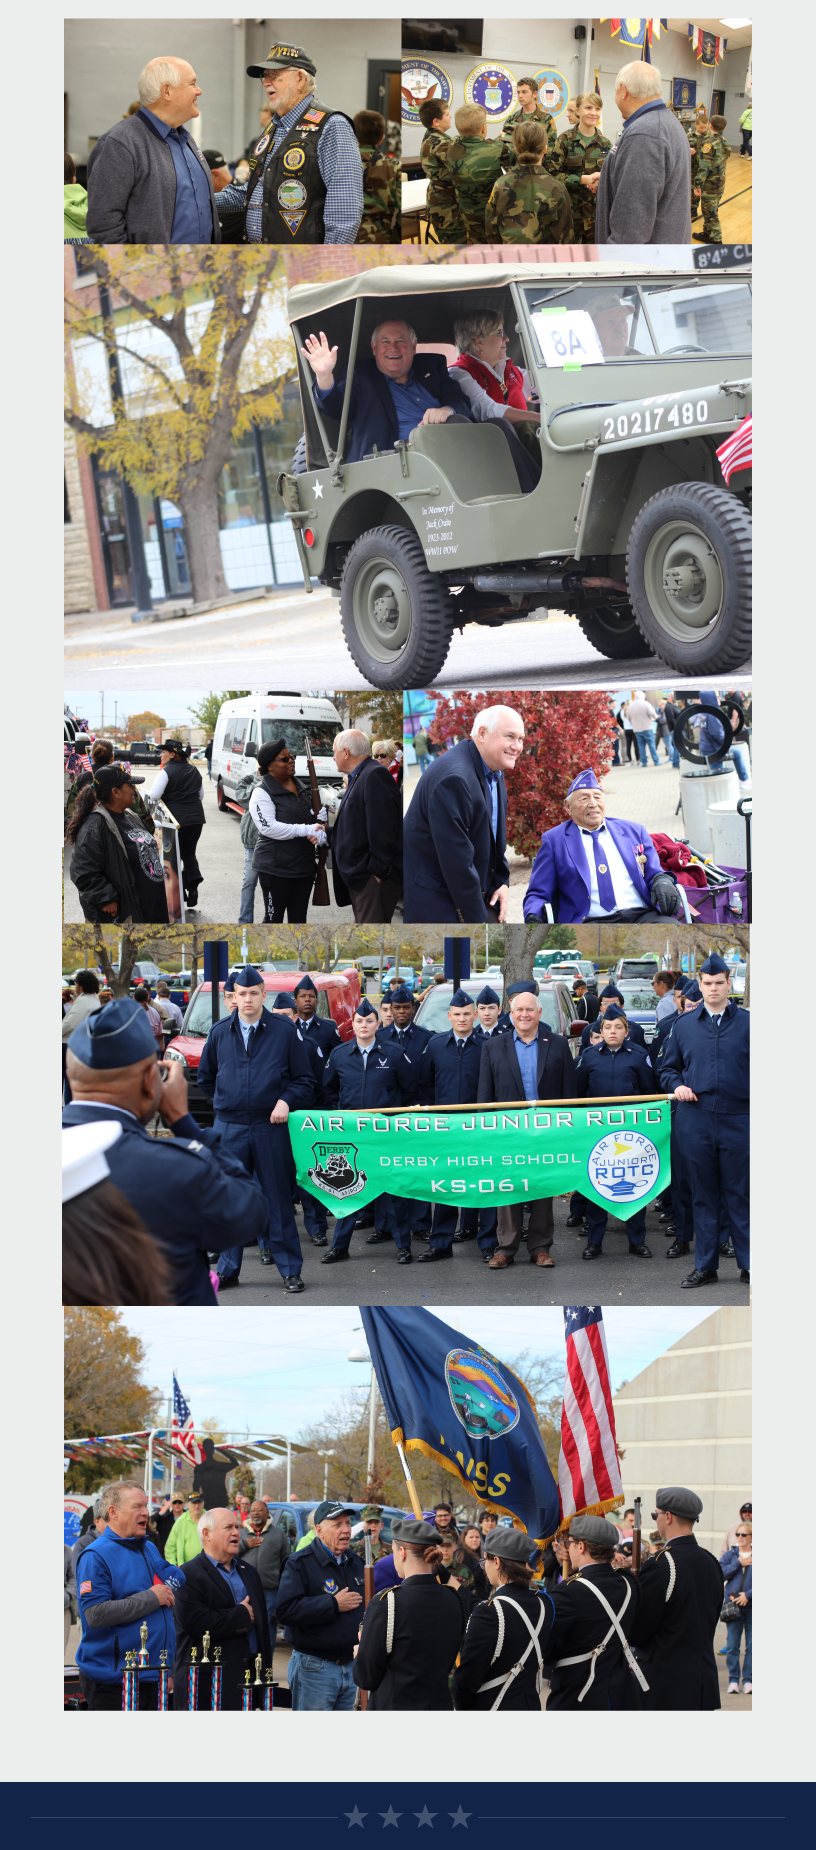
[558,1307,623,1527]
[716,415,752,485]
[172,1374,203,1464]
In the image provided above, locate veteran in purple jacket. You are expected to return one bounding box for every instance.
[523,768,681,926]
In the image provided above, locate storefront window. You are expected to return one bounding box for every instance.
[217,429,265,529]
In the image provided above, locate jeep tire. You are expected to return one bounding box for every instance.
[626,483,751,674]
[340,525,455,689]
[575,604,654,661]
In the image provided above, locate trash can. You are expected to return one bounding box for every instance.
[706,801,749,871]
[679,766,738,854]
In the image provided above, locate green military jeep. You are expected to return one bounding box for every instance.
[278,263,751,688]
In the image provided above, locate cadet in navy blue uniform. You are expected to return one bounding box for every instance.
[273,991,330,1248]
[293,974,343,1057]
[579,984,648,1052]
[574,1005,655,1260]
[567,1017,604,1231]
[658,982,701,1260]
[658,954,750,1288]
[370,983,433,1246]
[415,988,496,1261]
[63,998,269,1306]
[320,999,414,1264]
[196,966,315,1294]
[473,984,512,1039]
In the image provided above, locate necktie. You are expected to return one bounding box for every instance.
[245,1025,256,1058]
[588,829,617,912]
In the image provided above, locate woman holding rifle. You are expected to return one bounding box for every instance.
[248,738,327,924]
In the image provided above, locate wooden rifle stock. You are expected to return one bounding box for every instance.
[631,1495,642,1576]
[360,1534,376,1712]
[305,736,330,906]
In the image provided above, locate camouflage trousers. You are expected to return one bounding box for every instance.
[697,184,725,243]
[569,197,598,243]
[427,203,466,243]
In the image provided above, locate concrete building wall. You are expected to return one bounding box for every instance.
[64,429,96,614]
[613,1307,751,1555]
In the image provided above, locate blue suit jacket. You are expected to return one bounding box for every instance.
[523,817,665,925]
[403,738,510,923]
[314,354,473,464]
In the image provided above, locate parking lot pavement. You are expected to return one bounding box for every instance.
[222,1196,750,1307]
[63,758,356,925]
[64,592,750,692]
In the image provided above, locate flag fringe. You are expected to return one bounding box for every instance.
[392,1430,553,1549]
[557,1494,625,1537]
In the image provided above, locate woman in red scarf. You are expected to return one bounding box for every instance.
[449,310,542,431]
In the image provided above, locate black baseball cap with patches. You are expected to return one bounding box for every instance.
[247,44,317,78]
[202,150,228,170]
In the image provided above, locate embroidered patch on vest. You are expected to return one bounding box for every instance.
[254,133,271,156]
[283,146,306,170]
[278,177,308,233]
[303,109,325,122]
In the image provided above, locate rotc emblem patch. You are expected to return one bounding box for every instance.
[587,1130,660,1203]
[445,1349,520,1438]
[308,1141,367,1198]
[283,145,306,170]
[277,177,308,235]
[303,109,325,123]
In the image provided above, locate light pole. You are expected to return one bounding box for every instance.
[316,1449,337,1499]
[349,1348,377,1485]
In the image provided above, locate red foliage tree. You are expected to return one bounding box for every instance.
[426,691,617,860]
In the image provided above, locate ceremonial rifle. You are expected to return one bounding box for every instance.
[631,1496,642,1576]
[305,736,330,906]
[359,1530,376,1713]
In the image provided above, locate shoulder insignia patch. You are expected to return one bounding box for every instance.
[186,1140,204,1153]
[80,1580,92,1594]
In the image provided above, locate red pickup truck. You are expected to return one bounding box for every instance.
[165,969,361,1123]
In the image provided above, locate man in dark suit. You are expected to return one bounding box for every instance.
[477,981,576,1270]
[173,1506,272,1710]
[329,730,402,922]
[302,322,539,490]
[403,705,523,922]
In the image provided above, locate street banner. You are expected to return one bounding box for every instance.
[290,1095,671,1220]
[361,1308,561,1544]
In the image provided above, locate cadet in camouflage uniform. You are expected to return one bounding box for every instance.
[417,97,466,243]
[447,101,507,244]
[485,117,573,244]
[352,112,401,243]
[692,113,729,243]
[500,78,557,169]
[350,1506,392,1564]
[549,92,611,243]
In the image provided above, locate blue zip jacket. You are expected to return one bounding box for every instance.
[474,1014,512,1038]
[322,1037,413,1109]
[295,1020,326,1106]
[574,1037,655,1097]
[75,1528,184,1683]
[658,1000,749,1111]
[418,1028,487,1105]
[296,1013,343,1058]
[720,1547,752,1604]
[375,1021,433,1103]
[276,1536,366,1661]
[196,1006,316,1123]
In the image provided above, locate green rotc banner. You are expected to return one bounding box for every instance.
[289,1096,671,1219]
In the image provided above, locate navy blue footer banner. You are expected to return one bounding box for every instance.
[10,1784,806,1846]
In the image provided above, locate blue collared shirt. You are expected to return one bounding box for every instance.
[512,1030,539,1101]
[386,371,441,440]
[218,94,362,244]
[238,1014,258,1049]
[138,107,213,243]
[207,1552,258,1656]
[620,99,667,133]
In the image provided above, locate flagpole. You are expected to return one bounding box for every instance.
[393,1440,425,1520]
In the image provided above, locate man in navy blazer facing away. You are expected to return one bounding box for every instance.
[403,705,524,922]
[301,322,539,491]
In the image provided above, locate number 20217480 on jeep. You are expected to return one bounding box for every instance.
[277,264,751,689]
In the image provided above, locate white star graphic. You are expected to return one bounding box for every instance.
[345,1808,367,1829]
[415,1807,436,1828]
[450,1808,471,1828]
[380,1807,401,1828]
[313,480,324,498]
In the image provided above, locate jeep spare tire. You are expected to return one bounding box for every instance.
[340,525,455,689]
[576,604,654,661]
[626,482,751,674]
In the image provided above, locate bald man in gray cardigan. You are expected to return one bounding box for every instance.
[595,62,692,245]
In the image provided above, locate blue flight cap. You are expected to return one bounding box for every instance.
[272,992,297,1010]
[390,984,413,1005]
[450,988,475,1008]
[476,985,501,1006]
[700,953,730,976]
[232,965,263,988]
[566,767,600,797]
[68,996,158,1070]
[354,997,377,1017]
[223,975,235,994]
[673,973,687,991]
[682,980,702,1002]
[600,984,624,1002]
[293,974,317,994]
[506,981,538,999]
[601,1003,626,1023]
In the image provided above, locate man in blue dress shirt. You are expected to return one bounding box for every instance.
[86,57,220,244]
[215,42,363,244]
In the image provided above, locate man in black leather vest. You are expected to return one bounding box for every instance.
[216,43,363,244]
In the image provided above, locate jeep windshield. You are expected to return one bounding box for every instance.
[522,279,751,363]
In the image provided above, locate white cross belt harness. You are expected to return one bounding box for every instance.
[554,1576,650,1702]
[476,1594,547,1710]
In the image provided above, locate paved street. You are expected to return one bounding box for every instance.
[223,1195,750,1307]
[63,754,356,927]
[64,593,750,693]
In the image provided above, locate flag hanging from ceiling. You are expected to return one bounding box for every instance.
[688,24,728,66]
[558,1306,624,1529]
[172,1373,203,1464]
[601,20,667,61]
